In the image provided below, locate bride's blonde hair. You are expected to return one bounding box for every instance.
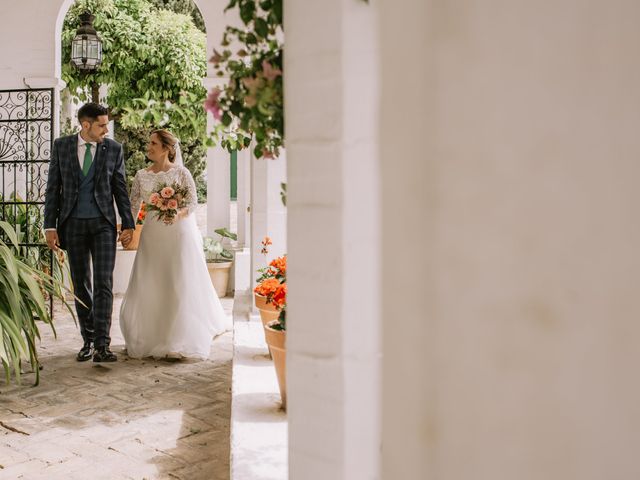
[152,129,178,162]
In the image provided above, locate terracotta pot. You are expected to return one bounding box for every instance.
[207,261,233,297]
[264,321,286,410]
[124,224,143,250]
[254,293,279,326]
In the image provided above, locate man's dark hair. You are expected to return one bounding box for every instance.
[77,103,108,124]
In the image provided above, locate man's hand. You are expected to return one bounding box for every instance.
[119,228,134,248]
[45,230,60,251]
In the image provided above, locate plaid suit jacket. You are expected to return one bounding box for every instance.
[44,134,135,249]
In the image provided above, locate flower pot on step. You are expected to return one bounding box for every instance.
[254,293,279,326]
[264,320,286,410]
[207,260,233,297]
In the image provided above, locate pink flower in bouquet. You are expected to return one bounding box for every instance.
[160,201,169,211]
[161,186,175,199]
[149,192,161,205]
[167,199,178,210]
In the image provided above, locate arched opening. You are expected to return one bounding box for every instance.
[54,0,239,294]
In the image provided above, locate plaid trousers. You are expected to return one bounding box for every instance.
[65,217,117,348]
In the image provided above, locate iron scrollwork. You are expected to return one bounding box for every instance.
[0,88,55,312]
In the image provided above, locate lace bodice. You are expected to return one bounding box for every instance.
[130,166,198,221]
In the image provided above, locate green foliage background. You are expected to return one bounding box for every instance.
[61,0,208,199]
[208,0,283,158]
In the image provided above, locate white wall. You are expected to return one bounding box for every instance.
[285,0,381,478]
[381,1,640,479]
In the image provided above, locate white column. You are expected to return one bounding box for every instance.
[378,1,428,477]
[249,150,287,289]
[236,148,251,247]
[380,1,640,479]
[203,77,231,235]
[285,0,380,478]
[206,143,230,234]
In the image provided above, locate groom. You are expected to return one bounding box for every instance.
[44,103,135,362]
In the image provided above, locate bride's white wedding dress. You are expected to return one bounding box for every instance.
[119,166,231,359]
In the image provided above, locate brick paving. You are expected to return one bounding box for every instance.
[0,295,233,480]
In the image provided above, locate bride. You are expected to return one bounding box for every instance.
[119,129,231,359]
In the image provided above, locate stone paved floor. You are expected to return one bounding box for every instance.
[0,295,234,480]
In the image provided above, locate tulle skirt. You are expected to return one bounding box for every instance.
[119,214,231,359]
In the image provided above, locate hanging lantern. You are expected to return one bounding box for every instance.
[71,12,102,72]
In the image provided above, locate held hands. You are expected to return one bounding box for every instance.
[119,228,134,248]
[45,230,60,251]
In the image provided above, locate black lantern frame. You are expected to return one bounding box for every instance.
[71,11,102,72]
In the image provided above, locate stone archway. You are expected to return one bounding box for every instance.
[53,0,237,238]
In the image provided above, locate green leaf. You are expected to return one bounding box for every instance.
[254,17,269,38]
[239,1,256,25]
[272,0,283,24]
[253,144,263,158]
[0,221,19,247]
[214,227,238,240]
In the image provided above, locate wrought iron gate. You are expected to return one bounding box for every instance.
[0,88,55,311]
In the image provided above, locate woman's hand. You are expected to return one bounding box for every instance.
[164,208,188,225]
[176,208,189,220]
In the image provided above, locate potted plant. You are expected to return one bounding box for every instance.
[203,227,237,297]
[0,222,76,385]
[253,237,284,325]
[125,202,146,250]
[263,273,287,409]
[251,236,287,408]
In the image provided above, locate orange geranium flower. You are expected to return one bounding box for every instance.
[260,236,272,255]
[254,277,280,297]
[136,202,147,225]
[269,256,286,276]
[270,283,287,309]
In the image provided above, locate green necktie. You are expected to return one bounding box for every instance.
[82,143,93,176]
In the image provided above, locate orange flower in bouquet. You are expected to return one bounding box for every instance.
[146,181,190,225]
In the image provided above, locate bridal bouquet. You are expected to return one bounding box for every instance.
[145,182,190,224]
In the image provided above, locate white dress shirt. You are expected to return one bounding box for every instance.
[78,133,97,168]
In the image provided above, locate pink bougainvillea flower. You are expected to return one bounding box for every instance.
[204,88,223,120]
[161,187,175,199]
[262,60,282,82]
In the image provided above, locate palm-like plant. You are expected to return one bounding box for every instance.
[0,222,75,385]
